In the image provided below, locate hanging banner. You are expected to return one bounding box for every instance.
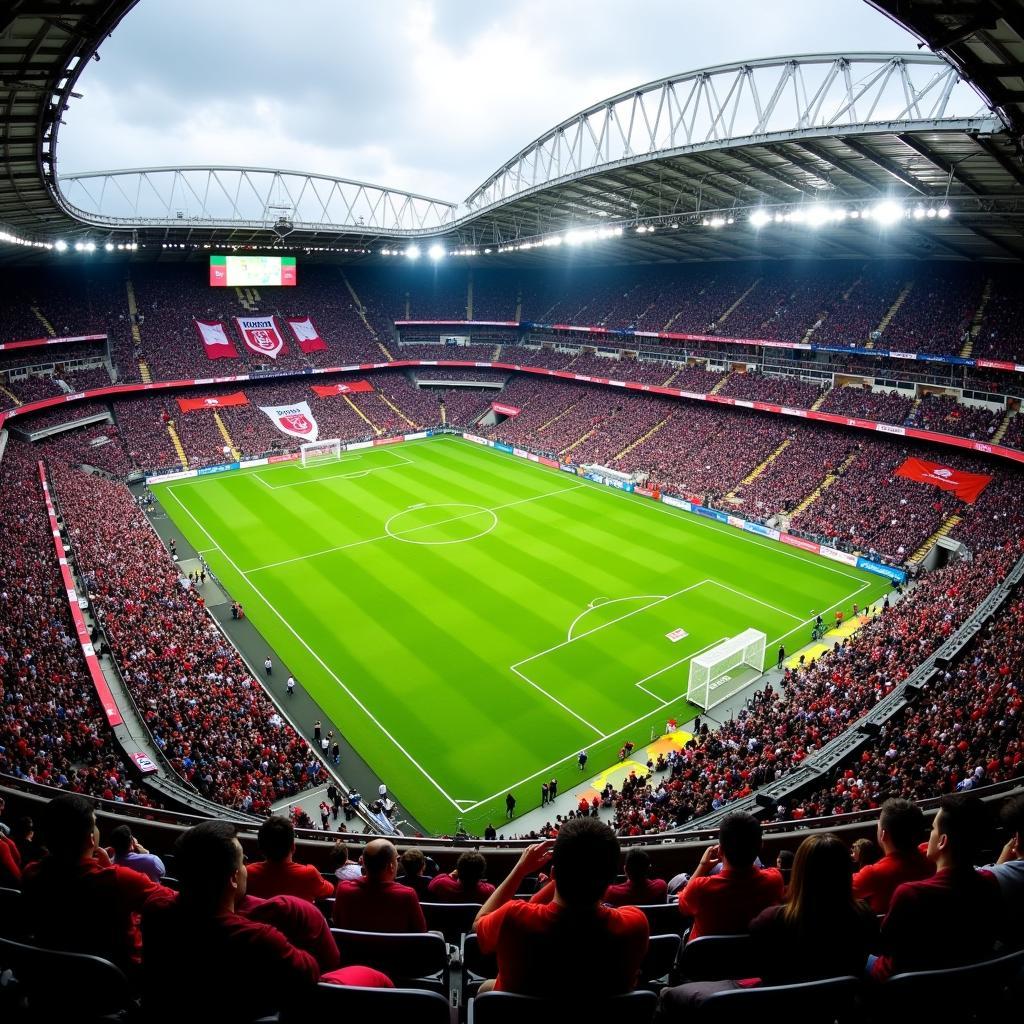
[491,401,522,417]
[236,316,287,360]
[894,457,993,504]
[285,316,328,353]
[177,391,249,413]
[259,400,319,441]
[312,380,374,397]
[194,319,239,359]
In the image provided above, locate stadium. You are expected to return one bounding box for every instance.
[1,0,1023,1019]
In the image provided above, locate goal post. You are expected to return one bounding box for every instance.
[300,438,342,467]
[687,628,766,712]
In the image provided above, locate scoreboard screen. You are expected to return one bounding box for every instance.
[209,254,296,287]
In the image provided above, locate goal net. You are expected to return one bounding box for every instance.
[300,438,342,467]
[687,628,766,712]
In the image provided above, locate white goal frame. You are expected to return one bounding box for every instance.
[687,628,766,712]
[300,438,342,467]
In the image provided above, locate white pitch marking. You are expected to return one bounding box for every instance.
[163,484,464,812]
[509,663,608,738]
[705,579,805,622]
[566,594,666,641]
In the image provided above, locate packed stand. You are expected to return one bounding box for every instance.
[51,464,318,812]
[436,387,491,427]
[568,394,670,466]
[817,385,915,424]
[33,424,134,478]
[14,400,111,434]
[729,425,857,520]
[880,268,983,355]
[811,266,906,349]
[789,439,962,563]
[790,586,1024,817]
[0,442,151,804]
[906,393,1003,440]
[718,369,827,408]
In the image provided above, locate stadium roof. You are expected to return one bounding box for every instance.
[2,3,1024,265]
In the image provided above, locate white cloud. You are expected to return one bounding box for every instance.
[58,0,920,202]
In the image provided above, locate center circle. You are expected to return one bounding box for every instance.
[384,503,498,546]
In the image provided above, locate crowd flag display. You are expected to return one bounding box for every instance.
[895,457,993,503]
[312,380,374,397]
[194,319,239,359]
[259,401,319,442]
[235,316,287,360]
[491,401,522,417]
[285,316,328,353]
[177,392,249,413]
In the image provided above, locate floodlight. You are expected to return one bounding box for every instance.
[871,201,904,225]
[104,242,114,251]
[913,206,926,219]
[937,206,950,219]
[749,209,770,228]
[74,242,84,251]
[427,243,444,260]
[406,244,421,260]
[55,240,67,251]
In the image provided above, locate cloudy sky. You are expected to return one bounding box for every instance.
[59,0,921,202]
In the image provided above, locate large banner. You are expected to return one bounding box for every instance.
[194,319,239,359]
[259,401,319,442]
[235,316,287,360]
[312,380,374,397]
[491,401,522,417]
[895,457,993,504]
[285,316,328,353]
[177,392,249,413]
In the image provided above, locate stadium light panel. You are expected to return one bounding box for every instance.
[938,206,950,219]
[427,243,444,260]
[870,201,905,225]
[104,242,114,251]
[749,210,770,228]
[74,242,84,251]
[406,244,421,260]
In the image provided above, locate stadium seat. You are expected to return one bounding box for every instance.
[635,902,688,935]
[468,989,658,1024]
[0,935,135,1020]
[676,934,758,981]
[0,888,27,939]
[638,933,682,989]
[684,975,862,1024]
[421,901,482,944]
[283,982,453,1024]
[331,927,448,994]
[877,948,1024,1020]
[460,933,497,1004]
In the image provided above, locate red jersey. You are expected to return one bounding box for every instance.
[476,899,649,996]
[332,877,426,933]
[426,872,495,903]
[245,859,335,903]
[852,848,934,914]
[604,877,669,906]
[678,867,785,940]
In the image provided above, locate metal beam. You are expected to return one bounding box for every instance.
[840,136,935,195]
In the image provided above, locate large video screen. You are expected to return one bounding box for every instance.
[209,254,296,287]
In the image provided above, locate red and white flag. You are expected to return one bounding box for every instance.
[177,392,249,413]
[312,380,374,397]
[236,316,287,360]
[285,316,327,353]
[194,319,238,359]
[259,401,319,442]
[894,457,993,504]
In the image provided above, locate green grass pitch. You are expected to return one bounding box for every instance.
[152,436,889,835]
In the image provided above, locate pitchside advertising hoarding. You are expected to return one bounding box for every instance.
[209,254,296,287]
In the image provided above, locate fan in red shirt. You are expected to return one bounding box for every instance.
[333,839,427,932]
[244,815,335,903]
[142,820,390,1021]
[677,811,785,940]
[474,818,649,997]
[852,798,934,913]
[21,794,176,973]
[604,849,669,906]
[426,851,496,903]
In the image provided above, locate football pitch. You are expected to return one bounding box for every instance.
[153,436,889,834]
